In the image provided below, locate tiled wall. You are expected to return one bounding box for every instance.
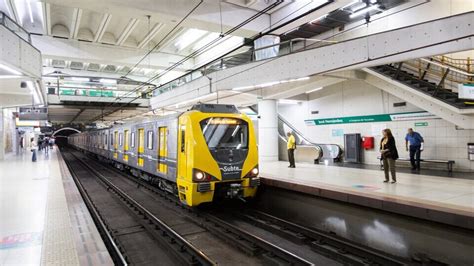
[278,80,474,171]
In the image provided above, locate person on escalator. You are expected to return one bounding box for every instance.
[287,132,296,168]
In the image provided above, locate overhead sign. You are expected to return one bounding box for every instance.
[305,111,437,126]
[458,84,474,100]
[414,122,428,127]
[18,107,48,121]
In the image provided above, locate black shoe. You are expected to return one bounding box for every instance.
[288,165,292,168]
[391,180,397,184]
[383,180,389,183]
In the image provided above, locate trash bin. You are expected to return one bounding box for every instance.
[468,143,474,161]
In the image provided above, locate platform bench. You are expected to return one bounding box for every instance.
[377,156,455,172]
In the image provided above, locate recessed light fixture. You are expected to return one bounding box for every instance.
[0,63,22,75]
[349,5,380,18]
[305,87,323,94]
[232,77,309,91]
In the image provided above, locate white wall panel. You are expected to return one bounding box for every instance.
[0,25,42,78]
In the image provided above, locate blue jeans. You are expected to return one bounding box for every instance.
[409,145,421,169]
[32,150,37,162]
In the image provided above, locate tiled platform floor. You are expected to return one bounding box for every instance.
[0,148,112,265]
[260,161,474,219]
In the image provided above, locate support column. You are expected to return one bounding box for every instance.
[0,109,5,160]
[258,99,278,162]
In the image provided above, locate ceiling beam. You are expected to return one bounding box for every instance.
[94,13,112,43]
[41,2,51,35]
[137,23,164,49]
[116,18,139,46]
[70,8,83,39]
[69,108,85,123]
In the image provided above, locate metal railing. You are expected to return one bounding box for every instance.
[402,55,474,93]
[154,37,337,96]
[0,11,32,43]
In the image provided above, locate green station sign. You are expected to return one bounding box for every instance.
[305,111,437,126]
[414,122,428,127]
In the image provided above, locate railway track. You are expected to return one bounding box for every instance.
[62,150,214,266]
[64,148,316,265]
[65,148,415,266]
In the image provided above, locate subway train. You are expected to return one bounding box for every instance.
[68,104,260,206]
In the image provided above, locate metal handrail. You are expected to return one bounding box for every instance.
[155,37,338,96]
[0,11,31,43]
[420,58,474,77]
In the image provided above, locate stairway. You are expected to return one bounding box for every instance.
[370,63,473,109]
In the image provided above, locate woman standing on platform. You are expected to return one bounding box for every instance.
[30,137,37,162]
[380,129,399,183]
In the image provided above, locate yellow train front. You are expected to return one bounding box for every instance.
[177,104,259,206]
[69,103,259,207]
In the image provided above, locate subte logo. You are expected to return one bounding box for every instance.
[221,165,240,172]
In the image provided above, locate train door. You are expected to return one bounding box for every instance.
[137,128,145,167]
[177,120,187,202]
[157,127,168,174]
[113,131,118,159]
[123,130,129,162]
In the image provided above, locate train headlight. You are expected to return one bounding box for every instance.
[195,171,205,180]
[245,166,259,178]
[192,168,212,182]
[251,167,259,176]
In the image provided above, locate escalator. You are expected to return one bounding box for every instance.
[277,115,343,164]
[248,106,343,163]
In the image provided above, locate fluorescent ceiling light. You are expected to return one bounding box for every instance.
[0,75,22,79]
[351,2,367,11]
[192,32,220,51]
[306,87,323,94]
[350,5,380,18]
[100,78,117,84]
[369,0,377,3]
[0,63,22,75]
[232,77,310,91]
[26,0,34,23]
[340,0,360,10]
[279,99,300,105]
[175,28,208,51]
[310,14,328,24]
[70,77,90,82]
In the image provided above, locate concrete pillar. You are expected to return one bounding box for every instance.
[0,109,4,160]
[258,99,278,162]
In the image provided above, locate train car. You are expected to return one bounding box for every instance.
[69,104,260,206]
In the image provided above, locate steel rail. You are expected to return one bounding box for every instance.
[77,152,313,265]
[60,150,128,266]
[67,150,215,266]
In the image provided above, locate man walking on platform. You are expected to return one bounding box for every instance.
[405,128,424,171]
[287,132,296,168]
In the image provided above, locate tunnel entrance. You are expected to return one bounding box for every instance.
[52,127,81,148]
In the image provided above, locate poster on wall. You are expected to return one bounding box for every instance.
[305,111,438,126]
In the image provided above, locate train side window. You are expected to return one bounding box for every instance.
[119,133,123,146]
[180,125,185,153]
[147,131,153,150]
[105,134,107,145]
[110,133,113,145]
[131,132,135,147]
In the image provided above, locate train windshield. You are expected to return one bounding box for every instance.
[200,117,248,150]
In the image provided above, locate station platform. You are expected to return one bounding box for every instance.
[260,161,474,230]
[0,148,113,265]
